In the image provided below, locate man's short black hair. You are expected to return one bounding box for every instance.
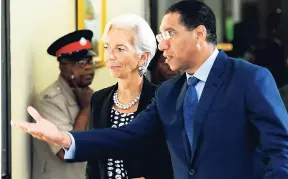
[166,0,217,45]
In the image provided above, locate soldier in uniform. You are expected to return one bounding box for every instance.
[32,30,96,179]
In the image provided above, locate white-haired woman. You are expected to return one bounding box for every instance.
[12,13,173,179]
[85,14,173,179]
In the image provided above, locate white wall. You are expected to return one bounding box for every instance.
[10,1,75,179]
[107,0,145,19]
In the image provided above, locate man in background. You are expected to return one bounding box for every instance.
[254,10,288,88]
[147,49,181,85]
[32,30,95,179]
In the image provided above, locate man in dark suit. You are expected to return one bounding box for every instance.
[13,1,288,179]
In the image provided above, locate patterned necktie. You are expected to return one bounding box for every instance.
[183,76,199,157]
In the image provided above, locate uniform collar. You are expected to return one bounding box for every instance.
[57,76,77,106]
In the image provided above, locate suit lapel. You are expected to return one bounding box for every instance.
[190,51,229,163]
[99,86,116,128]
[175,74,191,162]
[176,75,188,112]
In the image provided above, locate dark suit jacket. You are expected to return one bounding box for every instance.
[71,51,288,179]
[85,78,173,179]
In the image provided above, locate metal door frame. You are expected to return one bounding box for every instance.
[1,0,11,178]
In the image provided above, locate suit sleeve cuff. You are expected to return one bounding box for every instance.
[63,132,76,159]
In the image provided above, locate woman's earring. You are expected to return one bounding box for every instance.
[139,66,144,76]
[196,43,201,50]
[71,75,75,79]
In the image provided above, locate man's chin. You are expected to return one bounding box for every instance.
[79,81,93,88]
[169,65,181,72]
[85,81,93,87]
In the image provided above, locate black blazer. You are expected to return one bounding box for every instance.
[86,78,173,179]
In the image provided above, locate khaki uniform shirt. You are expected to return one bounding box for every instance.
[32,76,86,179]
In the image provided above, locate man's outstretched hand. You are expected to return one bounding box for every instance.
[11,106,72,148]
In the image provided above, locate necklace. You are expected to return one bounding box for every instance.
[113,90,141,110]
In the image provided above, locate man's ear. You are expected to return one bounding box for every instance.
[59,63,70,74]
[195,25,207,43]
[59,62,73,80]
[58,58,66,72]
[59,63,64,72]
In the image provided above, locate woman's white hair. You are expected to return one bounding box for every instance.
[102,13,157,75]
